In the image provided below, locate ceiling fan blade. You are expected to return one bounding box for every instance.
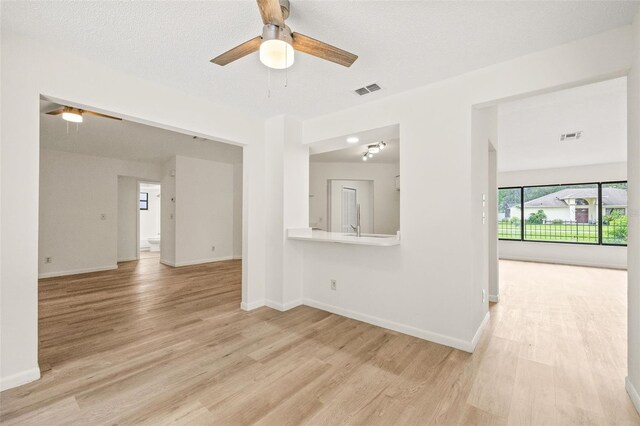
[45,108,65,115]
[211,36,262,66]
[256,0,284,27]
[291,32,358,67]
[84,111,122,121]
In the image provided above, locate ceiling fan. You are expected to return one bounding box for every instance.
[211,0,357,69]
[46,106,121,123]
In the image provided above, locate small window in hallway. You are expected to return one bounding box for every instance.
[139,192,148,210]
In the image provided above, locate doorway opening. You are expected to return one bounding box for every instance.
[138,182,161,261]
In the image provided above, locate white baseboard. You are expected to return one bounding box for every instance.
[489,294,500,303]
[160,256,235,268]
[117,256,138,262]
[469,311,491,352]
[302,298,480,353]
[0,367,40,391]
[499,255,627,270]
[233,255,242,260]
[241,300,265,311]
[626,376,640,416]
[265,299,303,312]
[38,265,117,279]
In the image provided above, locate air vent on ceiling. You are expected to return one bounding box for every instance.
[354,83,382,96]
[560,131,583,142]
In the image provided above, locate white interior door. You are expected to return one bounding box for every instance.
[341,187,357,232]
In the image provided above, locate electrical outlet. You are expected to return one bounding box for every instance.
[211,246,216,252]
[330,279,337,290]
[45,257,52,264]
[482,289,486,303]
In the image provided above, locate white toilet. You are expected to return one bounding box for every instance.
[147,236,160,252]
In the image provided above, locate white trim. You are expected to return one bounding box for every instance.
[302,298,482,353]
[38,265,117,279]
[626,377,640,415]
[160,256,235,268]
[489,294,500,303]
[233,255,243,260]
[265,299,303,312]
[240,300,265,311]
[469,311,491,352]
[117,256,138,262]
[499,255,627,270]
[0,367,40,391]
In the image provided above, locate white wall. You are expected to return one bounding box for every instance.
[488,144,499,301]
[626,9,640,415]
[233,164,243,259]
[39,150,161,278]
[498,162,627,270]
[173,155,236,266]
[160,158,176,266]
[309,162,400,235]
[117,177,139,261]
[139,184,161,249]
[263,116,308,311]
[1,32,265,390]
[295,27,633,352]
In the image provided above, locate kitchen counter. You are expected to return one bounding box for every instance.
[287,228,400,247]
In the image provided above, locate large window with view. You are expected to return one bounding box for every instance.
[498,181,627,246]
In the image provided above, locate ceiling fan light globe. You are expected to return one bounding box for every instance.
[62,111,83,123]
[260,39,294,69]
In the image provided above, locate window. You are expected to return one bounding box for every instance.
[140,192,148,210]
[498,187,522,240]
[499,181,627,246]
[602,182,628,245]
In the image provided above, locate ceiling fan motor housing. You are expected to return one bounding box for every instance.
[262,23,292,45]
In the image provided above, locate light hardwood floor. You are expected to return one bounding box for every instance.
[1,259,638,425]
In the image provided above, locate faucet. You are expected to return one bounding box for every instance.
[350,204,361,237]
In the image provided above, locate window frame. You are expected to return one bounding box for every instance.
[498,180,627,247]
[140,192,149,211]
[497,186,523,241]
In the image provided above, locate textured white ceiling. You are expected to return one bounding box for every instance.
[498,77,627,172]
[40,102,243,164]
[4,2,638,119]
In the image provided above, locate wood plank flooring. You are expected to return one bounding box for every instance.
[1,259,638,425]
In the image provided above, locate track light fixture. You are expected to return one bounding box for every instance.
[360,141,387,160]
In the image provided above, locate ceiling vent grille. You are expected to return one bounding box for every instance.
[560,131,583,142]
[354,83,382,96]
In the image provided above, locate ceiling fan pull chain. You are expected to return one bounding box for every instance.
[267,66,271,98]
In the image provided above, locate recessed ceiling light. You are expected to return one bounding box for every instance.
[347,136,359,143]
